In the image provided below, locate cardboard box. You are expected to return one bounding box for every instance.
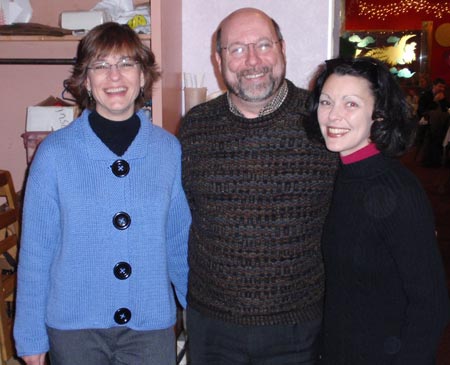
[26,96,79,132]
[61,10,110,31]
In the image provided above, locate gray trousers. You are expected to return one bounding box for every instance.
[47,326,175,365]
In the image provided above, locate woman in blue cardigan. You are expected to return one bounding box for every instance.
[307,57,449,364]
[14,22,191,365]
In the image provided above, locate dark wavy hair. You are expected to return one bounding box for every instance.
[65,22,161,111]
[306,57,415,157]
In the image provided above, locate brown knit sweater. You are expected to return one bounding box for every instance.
[178,80,338,326]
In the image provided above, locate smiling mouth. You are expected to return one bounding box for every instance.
[327,127,350,137]
[244,72,265,79]
[238,67,270,80]
[105,87,127,94]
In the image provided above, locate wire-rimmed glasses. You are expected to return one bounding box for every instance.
[221,39,281,59]
[88,57,140,75]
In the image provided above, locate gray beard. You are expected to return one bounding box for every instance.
[225,67,285,103]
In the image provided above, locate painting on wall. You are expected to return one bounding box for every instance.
[339,30,426,85]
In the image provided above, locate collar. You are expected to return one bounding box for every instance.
[341,143,380,165]
[227,80,288,117]
[79,109,151,161]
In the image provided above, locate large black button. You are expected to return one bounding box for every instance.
[114,308,131,324]
[111,159,130,177]
[114,262,132,280]
[113,212,131,230]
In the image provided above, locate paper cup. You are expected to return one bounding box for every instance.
[184,87,207,112]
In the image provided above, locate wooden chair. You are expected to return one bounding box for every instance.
[0,170,20,237]
[0,170,20,363]
[0,170,19,278]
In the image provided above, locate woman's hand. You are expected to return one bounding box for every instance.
[22,353,47,365]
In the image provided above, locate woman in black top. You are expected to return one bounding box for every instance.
[307,57,449,364]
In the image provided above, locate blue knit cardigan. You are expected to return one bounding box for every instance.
[14,110,191,356]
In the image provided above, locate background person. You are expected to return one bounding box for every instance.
[416,77,450,167]
[178,8,337,365]
[417,77,450,118]
[307,56,449,364]
[14,22,191,365]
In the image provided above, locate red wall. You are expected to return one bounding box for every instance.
[344,0,450,84]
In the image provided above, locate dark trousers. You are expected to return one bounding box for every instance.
[186,306,321,365]
[47,326,175,365]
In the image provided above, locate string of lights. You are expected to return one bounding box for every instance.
[357,0,450,20]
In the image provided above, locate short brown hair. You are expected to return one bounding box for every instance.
[65,22,160,111]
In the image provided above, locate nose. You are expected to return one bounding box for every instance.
[328,104,342,121]
[108,64,122,79]
[244,44,262,66]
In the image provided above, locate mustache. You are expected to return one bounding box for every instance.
[237,66,271,78]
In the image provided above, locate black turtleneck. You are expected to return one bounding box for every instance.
[320,153,449,364]
[88,110,140,156]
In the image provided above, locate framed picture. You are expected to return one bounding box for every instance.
[339,29,427,87]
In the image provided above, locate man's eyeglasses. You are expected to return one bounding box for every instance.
[221,39,281,59]
[88,58,140,75]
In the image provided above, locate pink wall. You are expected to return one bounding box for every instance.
[0,41,77,190]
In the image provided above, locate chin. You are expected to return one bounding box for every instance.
[324,142,342,154]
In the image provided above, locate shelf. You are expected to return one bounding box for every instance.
[0,34,151,42]
[0,33,151,64]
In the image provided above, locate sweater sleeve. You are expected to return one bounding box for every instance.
[380,184,449,364]
[166,144,191,309]
[13,143,60,356]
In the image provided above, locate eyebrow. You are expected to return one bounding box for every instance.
[320,92,367,102]
[225,36,274,46]
[93,55,133,61]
